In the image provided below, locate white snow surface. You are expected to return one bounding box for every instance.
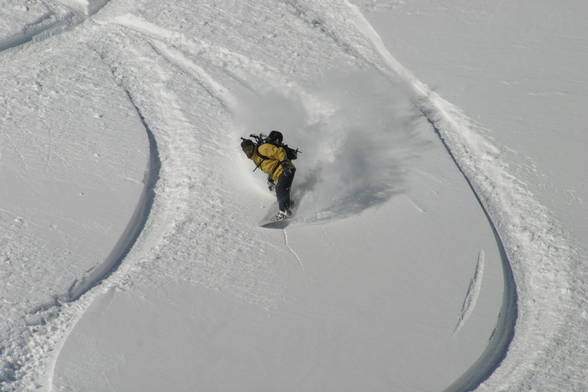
[0,0,586,391]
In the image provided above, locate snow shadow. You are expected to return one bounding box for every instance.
[234,69,423,222]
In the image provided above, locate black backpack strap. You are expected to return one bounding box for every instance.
[252,147,269,172]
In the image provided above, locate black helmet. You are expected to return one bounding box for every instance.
[268,130,283,145]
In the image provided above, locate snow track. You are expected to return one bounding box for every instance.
[65,87,160,302]
[0,3,506,391]
[148,41,239,112]
[0,11,62,53]
[286,1,582,391]
[106,13,324,118]
[0,0,110,54]
[454,250,485,335]
[0,15,207,390]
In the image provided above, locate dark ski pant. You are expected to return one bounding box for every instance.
[276,168,295,212]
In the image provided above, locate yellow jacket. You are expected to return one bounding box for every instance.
[251,143,295,183]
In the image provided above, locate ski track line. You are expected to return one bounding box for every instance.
[403,194,426,214]
[0,0,110,54]
[3,3,579,391]
[278,4,515,390]
[3,14,292,389]
[42,25,273,390]
[44,45,201,391]
[1,4,511,391]
[282,229,305,271]
[284,1,579,391]
[147,39,239,112]
[65,88,160,302]
[108,13,266,82]
[105,13,329,121]
[454,250,485,335]
[0,34,203,391]
[0,11,60,53]
[0,10,69,54]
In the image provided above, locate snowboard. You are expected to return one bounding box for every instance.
[260,217,292,229]
[259,201,296,229]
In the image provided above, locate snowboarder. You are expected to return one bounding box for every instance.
[241,131,296,221]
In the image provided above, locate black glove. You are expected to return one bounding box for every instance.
[267,177,275,192]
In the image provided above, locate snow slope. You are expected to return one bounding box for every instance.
[0,0,586,391]
[360,1,588,390]
[0,13,150,387]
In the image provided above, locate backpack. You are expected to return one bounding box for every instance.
[247,130,300,161]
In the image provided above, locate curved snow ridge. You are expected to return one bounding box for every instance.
[70,37,208,294]
[278,3,515,387]
[105,14,328,121]
[0,11,60,52]
[286,1,577,391]
[0,52,161,392]
[454,250,486,335]
[417,103,517,392]
[0,0,110,54]
[0,10,71,53]
[108,13,285,94]
[0,33,207,391]
[66,89,160,302]
[39,145,155,388]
